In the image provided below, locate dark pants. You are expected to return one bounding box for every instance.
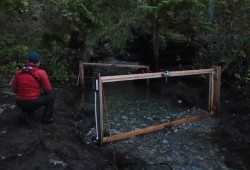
[16,91,56,122]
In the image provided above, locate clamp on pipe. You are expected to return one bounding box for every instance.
[162,71,170,82]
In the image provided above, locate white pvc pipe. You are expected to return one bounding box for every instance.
[94,79,99,140]
[76,71,80,85]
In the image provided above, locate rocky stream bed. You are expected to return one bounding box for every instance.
[84,81,250,170]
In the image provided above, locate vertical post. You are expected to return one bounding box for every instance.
[213,66,221,114]
[208,71,214,113]
[79,61,84,88]
[146,66,150,100]
[98,74,104,145]
[94,79,99,140]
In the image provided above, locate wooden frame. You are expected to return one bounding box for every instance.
[78,61,150,142]
[82,62,149,68]
[97,66,221,145]
[78,61,149,87]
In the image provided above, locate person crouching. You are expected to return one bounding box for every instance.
[12,51,56,125]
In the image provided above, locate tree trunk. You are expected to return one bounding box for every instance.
[28,0,44,30]
[152,9,160,71]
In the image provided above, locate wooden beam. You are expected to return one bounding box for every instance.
[101,68,214,83]
[98,74,104,145]
[82,62,148,69]
[213,66,221,113]
[102,72,162,82]
[103,113,212,143]
[208,72,214,112]
[169,69,214,77]
[79,61,84,88]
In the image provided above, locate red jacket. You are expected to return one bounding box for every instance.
[12,62,52,100]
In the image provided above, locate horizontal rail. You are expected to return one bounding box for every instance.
[82,62,148,69]
[101,68,214,83]
[103,113,212,143]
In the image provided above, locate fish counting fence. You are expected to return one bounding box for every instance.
[79,62,221,145]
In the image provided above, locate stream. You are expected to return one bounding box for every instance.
[84,81,249,170]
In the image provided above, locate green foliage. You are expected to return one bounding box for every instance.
[0,0,28,36]
[0,62,19,77]
[40,42,77,83]
[0,0,250,92]
[0,35,29,76]
[43,0,135,58]
[132,0,206,69]
[0,0,26,18]
[196,0,250,77]
[137,0,204,41]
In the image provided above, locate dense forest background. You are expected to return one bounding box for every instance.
[0,0,250,99]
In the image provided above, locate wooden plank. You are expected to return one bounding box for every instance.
[213,66,221,113]
[146,66,150,96]
[82,62,148,69]
[79,61,84,88]
[208,73,214,112]
[98,74,104,145]
[102,72,162,82]
[169,69,214,77]
[101,68,214,83]
[103,113,212,143]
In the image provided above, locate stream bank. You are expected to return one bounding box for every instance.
[1,65,250,169]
